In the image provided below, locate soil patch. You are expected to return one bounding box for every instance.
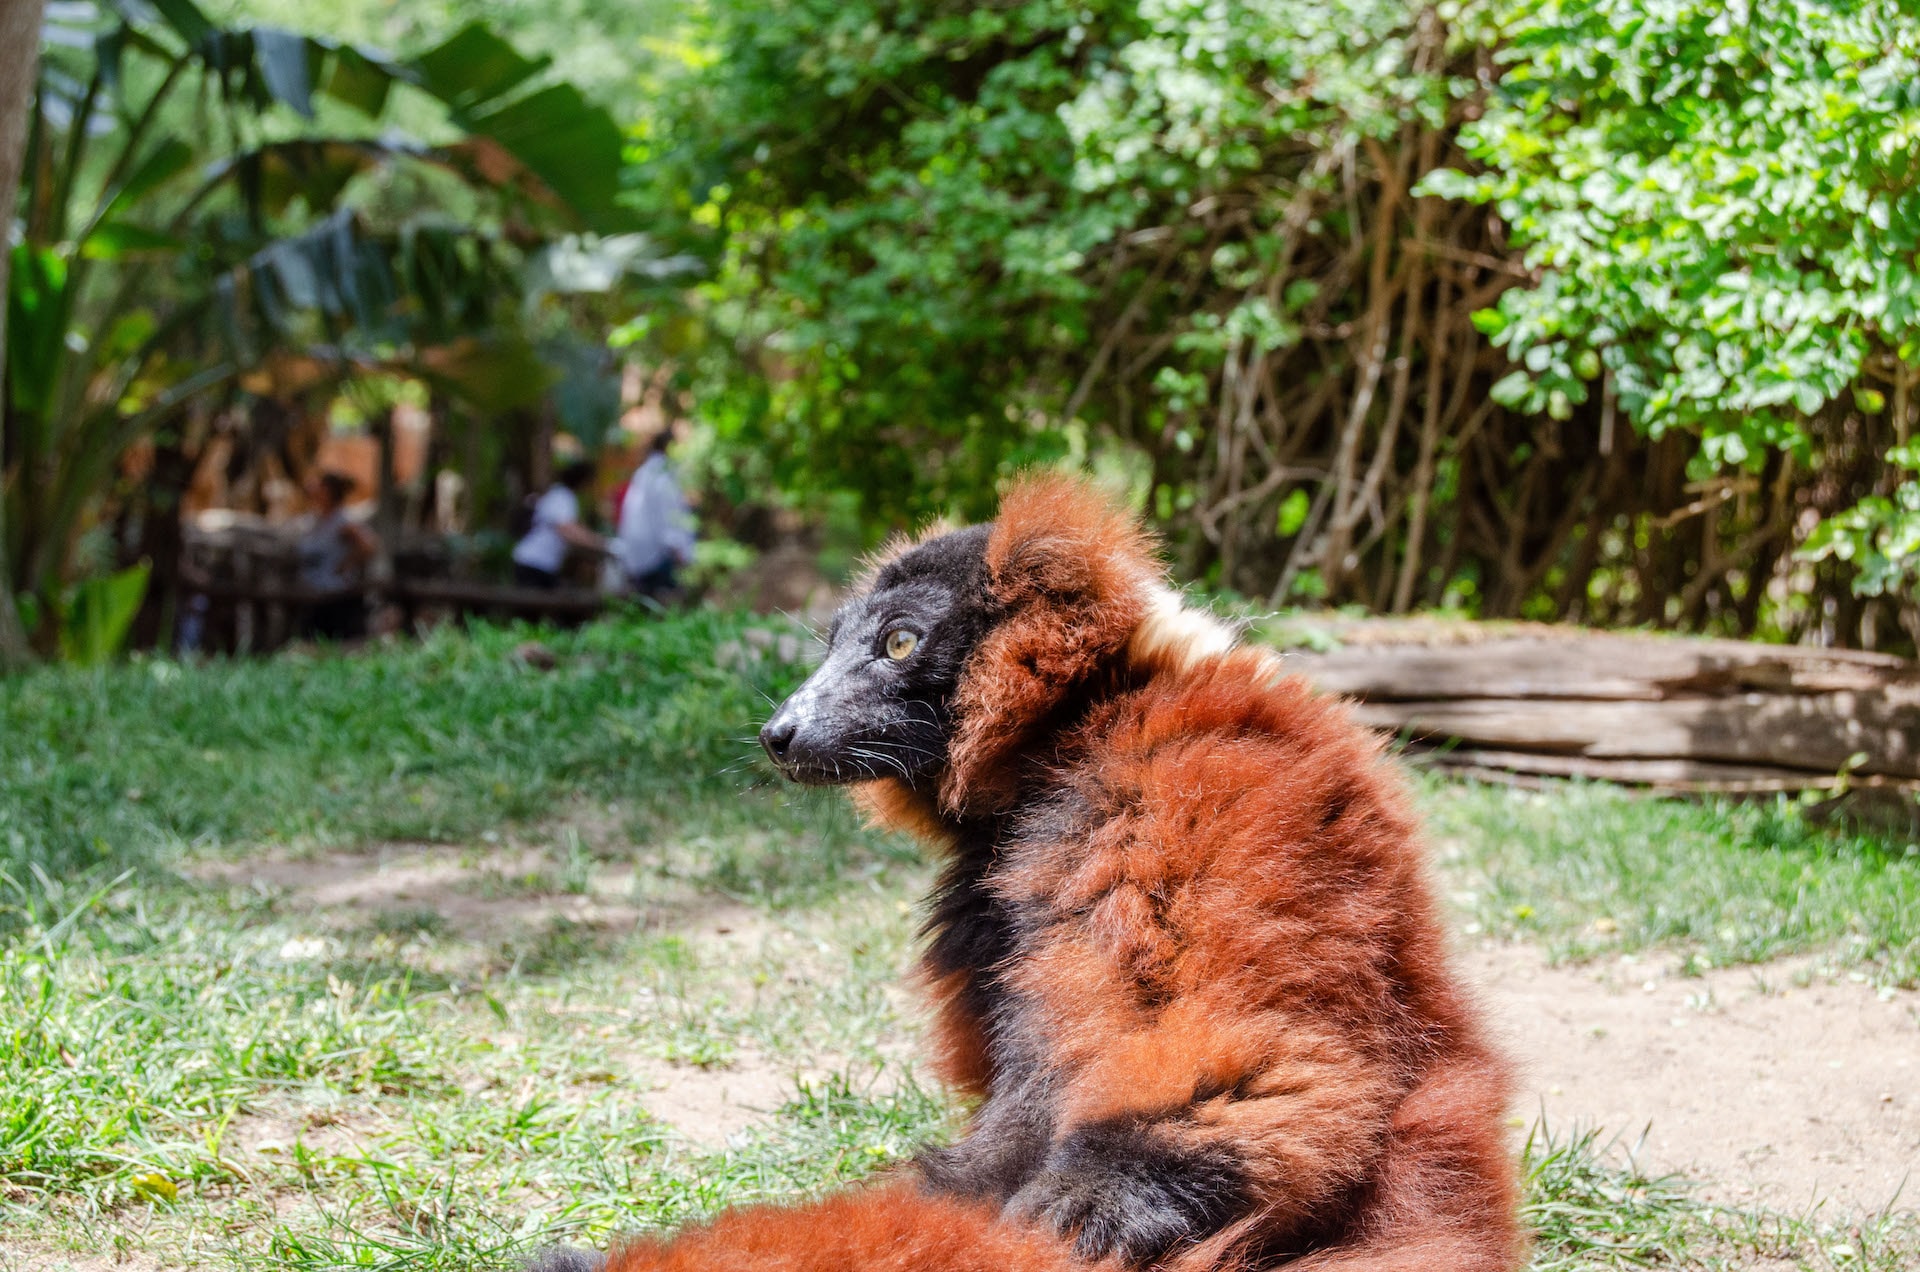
[0,1242,168,1272]
[1469,941,1920,1212]
[192,845,648,949]
[190,842,850,1148]
[636,1050,813,1150]
[188,841,1920,1214]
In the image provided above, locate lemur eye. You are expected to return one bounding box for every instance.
[885,629,920,661]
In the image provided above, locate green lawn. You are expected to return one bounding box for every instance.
[2,613,1916,1270]
[1425,778,1920,988]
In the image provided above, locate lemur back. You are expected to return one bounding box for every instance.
[569,476,1522,1272]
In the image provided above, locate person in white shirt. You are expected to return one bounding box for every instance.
[615,429,696,600]
[511,461,606,589]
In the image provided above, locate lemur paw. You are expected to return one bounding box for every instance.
[1007,1121,1246,1266]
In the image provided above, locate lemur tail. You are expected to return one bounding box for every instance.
[562,1054,1519,1272]
[600,1178,1102,1272]
[1284,1053,1525,1272]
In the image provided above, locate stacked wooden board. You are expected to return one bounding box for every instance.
[1278,620,1920,795]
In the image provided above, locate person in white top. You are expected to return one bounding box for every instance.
[511,461,606,589]
[615,430,696,599]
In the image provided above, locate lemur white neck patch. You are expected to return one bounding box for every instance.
[1126,585,1241,674]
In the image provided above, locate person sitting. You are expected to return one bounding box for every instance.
[297,471,379,641]
[615,429,695,601]
[511,460,606,589]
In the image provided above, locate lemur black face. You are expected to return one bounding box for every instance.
[760,525,996,786]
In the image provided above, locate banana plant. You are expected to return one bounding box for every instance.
[3,0,668,658]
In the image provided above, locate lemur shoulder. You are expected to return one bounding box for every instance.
[545,476,1522,1272]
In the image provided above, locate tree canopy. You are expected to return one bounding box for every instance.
[645,0,1920,646]
[10,0,1920,658]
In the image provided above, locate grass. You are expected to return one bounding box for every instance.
[2,886,944,1268]
[2,610,1917,1269]
[1,818,940,1267]
[0,608,884,907]
[1522,1124,1918,1272]
[1425,778,1920,987]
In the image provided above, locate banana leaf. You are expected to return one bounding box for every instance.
[56,562,150,666]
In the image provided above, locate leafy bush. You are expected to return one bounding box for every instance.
[653,0,1920,642]
[1804,441,1920,596]
[1427,0,1920,595]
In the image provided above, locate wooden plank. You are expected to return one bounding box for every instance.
[393,579,604,618]
[182,570,607,621]
[1350,691,1920,779]
[180,570,355,606]
[1289,635,1919,702]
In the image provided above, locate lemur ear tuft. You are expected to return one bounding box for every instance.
[941,474,1161,814]
[983,475,1153,604]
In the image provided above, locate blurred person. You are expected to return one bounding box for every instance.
[615,427,695,600]
[512,460,606,589]
[297,471,378,641]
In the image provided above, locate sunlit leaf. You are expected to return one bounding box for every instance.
[463,83,628,230]
[323,45,393,117]
[6,246,70,416]
[133,0,214,45]
[56,563,151,667]
[106,138,194,213]
[79,223,183,259]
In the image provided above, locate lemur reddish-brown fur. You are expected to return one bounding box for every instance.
[586,476,1523,1272]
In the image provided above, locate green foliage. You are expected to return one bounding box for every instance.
[1060,0,1444,187]
[1427,0,1920,584]
[4,0,649,659]
[54,560,149,666]
[203,0,688,126]
[649,0,1920,633]
[1803,442,1920,596]
[658,0,1106,526]
[662,0,1445,532]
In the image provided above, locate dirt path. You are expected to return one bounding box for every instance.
[193,843,1920,1211]
[0,1248,166,1272]
[1468,941,1920,1213]
[192,844,873,1149]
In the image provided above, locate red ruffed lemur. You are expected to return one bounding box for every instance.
[535,477,1522,1272]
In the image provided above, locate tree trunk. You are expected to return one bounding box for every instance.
[0,0,48,671]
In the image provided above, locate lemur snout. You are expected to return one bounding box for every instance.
[759,714,796,763]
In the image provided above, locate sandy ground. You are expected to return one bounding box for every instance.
[193,845,844,1149]
[193,844,651,947]
[638,1048,812,1148]
[190,843,1920,1212]
[1469,941,1920,1214]
[0,1248,167,1272]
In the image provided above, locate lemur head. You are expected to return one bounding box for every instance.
[759,524,998,787]
[760,477,1189,812]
